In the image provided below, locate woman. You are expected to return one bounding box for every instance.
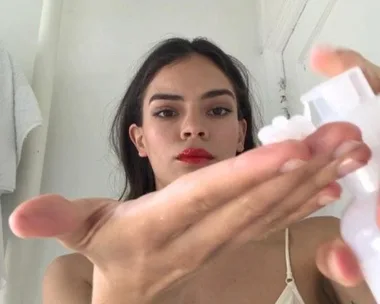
[10,38,380,303]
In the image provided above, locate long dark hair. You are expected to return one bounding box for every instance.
[110,37,261,201]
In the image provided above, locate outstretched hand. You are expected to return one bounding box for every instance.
[9,124,368,303]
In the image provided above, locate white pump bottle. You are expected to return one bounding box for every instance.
[258,67,380,302]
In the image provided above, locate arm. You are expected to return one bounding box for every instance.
[43,254,93,304]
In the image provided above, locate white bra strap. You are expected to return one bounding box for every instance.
[285,228,294,283]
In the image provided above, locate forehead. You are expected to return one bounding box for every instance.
[145,54,234,97]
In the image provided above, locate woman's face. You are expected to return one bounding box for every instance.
[129,54,247,190]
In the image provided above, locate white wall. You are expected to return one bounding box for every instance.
[0,0,44,251]
[0,1,43,81]
[283,0,380,115]
[0,2,44,304]
[260,0,287,39]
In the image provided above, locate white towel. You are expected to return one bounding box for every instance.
[0,43,42,288]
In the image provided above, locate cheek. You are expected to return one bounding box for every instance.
[143,122,176,155]
[213,120,241,149]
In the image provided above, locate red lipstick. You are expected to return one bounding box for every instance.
[177,148,214,164]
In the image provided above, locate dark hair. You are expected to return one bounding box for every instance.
[110,37,262,201]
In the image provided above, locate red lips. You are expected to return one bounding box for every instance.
[177,148,214,164]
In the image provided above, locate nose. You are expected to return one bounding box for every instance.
[180,113,209,140]
[182,129,206,139]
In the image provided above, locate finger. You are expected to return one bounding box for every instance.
[9,194,81,238]
[148,140,311,239]
[278,181,342,228]
[9,194,117,249]
[304,122,363,155]
[234,141,369,239]
[310,45,380,93]
[273,139,370,225]
[316,238,363,287]
[233,183,341,246]
[150,123,367,241]
[175,142,368,259]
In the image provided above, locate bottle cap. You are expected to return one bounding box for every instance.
[301,67,380,194]
[301,67,375,124]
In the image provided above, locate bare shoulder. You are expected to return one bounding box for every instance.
[43,253,93,303]
[286,216,341,263]
[292,216,341,243]
[45,252,93,285]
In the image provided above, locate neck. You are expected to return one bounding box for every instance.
[154,178,165,191]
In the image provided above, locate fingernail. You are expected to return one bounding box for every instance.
[338,158,364,177]
[280,159,306,172]
[318,195,338,206]
[334,141,362,158]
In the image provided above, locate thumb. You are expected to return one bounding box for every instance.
[9,194,118,250]
[316,238,364,287]
[309,45,380,93]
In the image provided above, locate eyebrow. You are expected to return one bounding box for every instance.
[148,89,235,103]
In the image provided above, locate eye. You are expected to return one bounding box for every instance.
[208,107,232,116]
[153,108,178,118]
